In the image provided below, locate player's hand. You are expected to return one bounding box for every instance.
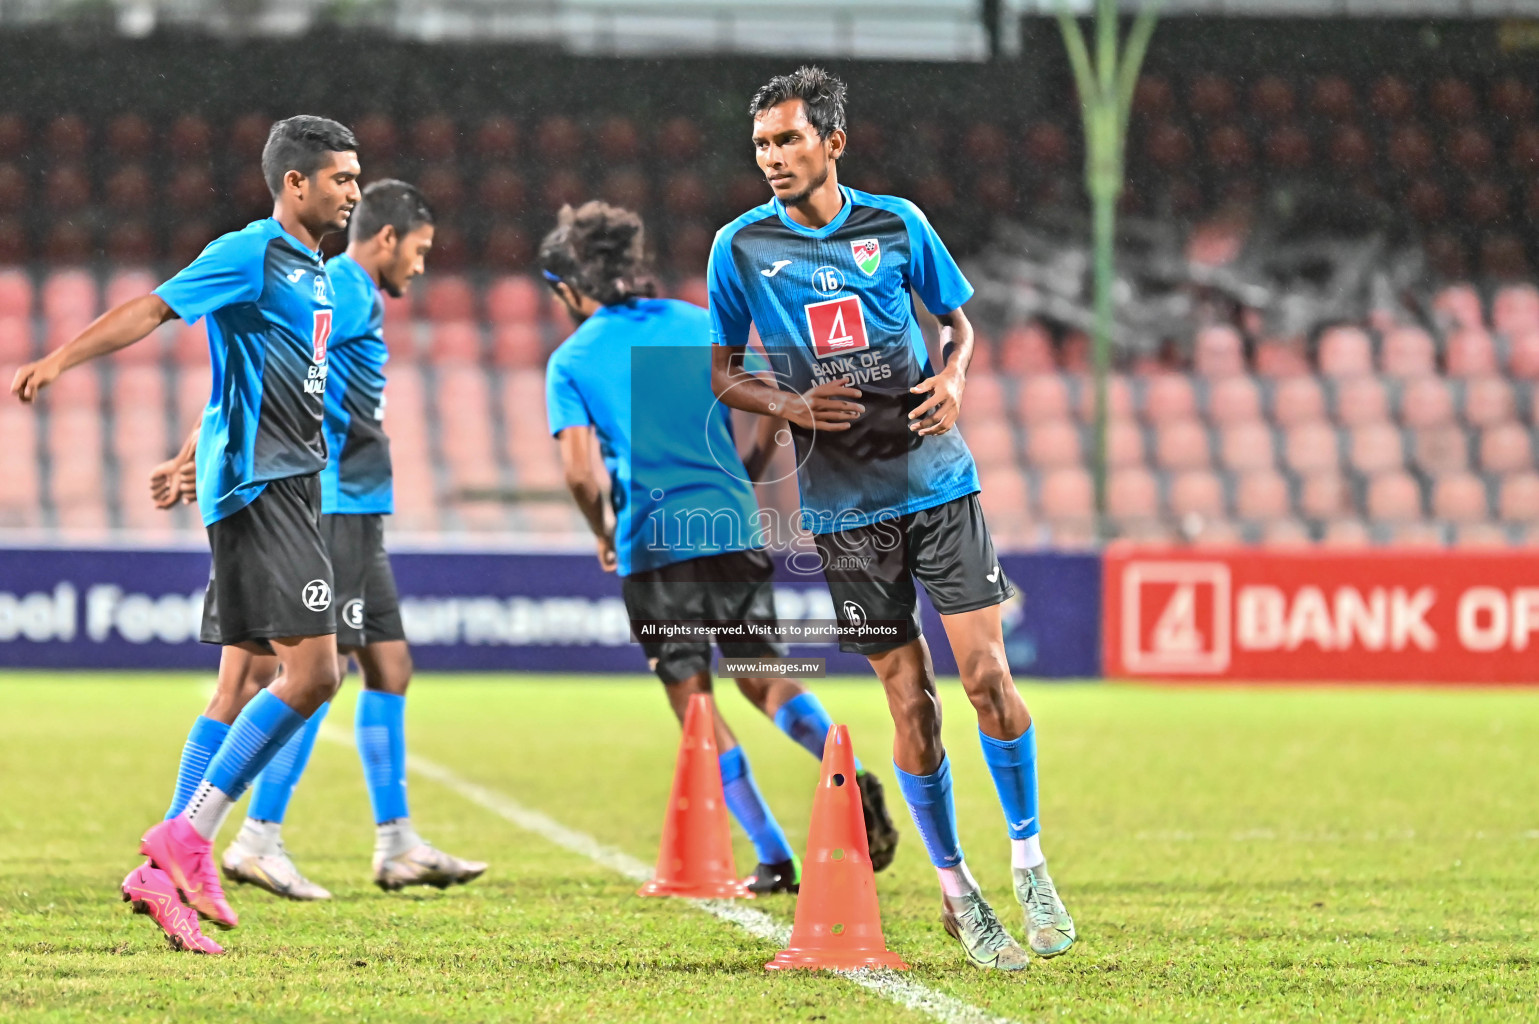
[10,355,62,404]
[595,531,618,573]
[789,376,864,433]
[175,456,197,504]
[149,459,180,509]
[909,367,965,436]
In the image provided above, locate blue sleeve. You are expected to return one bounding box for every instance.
[328,271,374,345]
[545,352,592,437]
[154,230,265,324]
[706,228,752,348]
[899,200,974,316]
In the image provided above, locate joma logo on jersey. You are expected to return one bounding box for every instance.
[804,295,870,359]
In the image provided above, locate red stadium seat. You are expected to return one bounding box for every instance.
[1389,522,1447,548]
[1153,419,1210,471]
[423,276,477,322]
[1405,179,1448,224]
[1207,375,1260,425]
[595,116,640,163]
[42,269,99,325]
[1205,123,1253,170]
[486,275,542,325]
[959,373,1005,422]
[1283,422,1339,475]
[999,323,1057,376]
[428,321,483,365]
[1507,328,1539,379]
[1108,467,1159,524]
[1365,471,1423,522]
[1328,125,1373,172]
[412,114,458,163]
[352,113,399,159]
[1480,232,1531,281]
[600,168,649,211]
[1493,284,1539,336]
[1038,467,1093,522]
[1024,419,1080,469]
[174,366,211,428]
[1075,374,1132,422]
[961,122,1009,166]
[1448,126,1495,172]
[1168,469,1225,519]
[1188,73,1237,120]
[663,172,712,220]
[1263,124,1311,169]
[1317,326,1372,377]
[1332,376,1389,427]
[1430,75,1479,121]
[1453,522,1509,548]
[673,276,709,310]
[1479,423,1533,474]
[1299,472,1351,520]
[1410,425,1469,475]
[660,117,703,163]
[0,316,31,363]
[111,363,166,412]
[1379,326,1436,378]
[1347,423,1404,475]
[1490,76,1536,119]
[1218,421,1275,472]
[1193,324,1244,378]
[482,226,531,272]
[166,115,213,161]
[1461,377,1515,428]
[1369,75,1416,120]
[1016,373,1070,425]
[0,163,25,215]
[1271,376,1325,426]
[1141,374,1197,424]
[45,114,90,160]
[1511,125,1539,171]
[475,115,519,159]
[1234,469,1289,522]
[1255,339,1311,378]
[44,164,91,212]
[535,116,583,164]
[542,170,586,210]
[0,113,27,160]
[1399,377,1455,429]
[491,324,543,369]
[1261,519,1312,547]
[1446,329,1495,377]
[979,468,1032,545]
[1463,179,1509,225]
[417,164,465,215]
[1387,123,1435,173]
[1132,75,1176,118]
[1310,75,1356,118]
[1498,472,1539,522]
[1103,418,1144,469]
[1321,518,1370,547]
[1433,284,1485,331]
[1022,121,1071,169]
[1249,75,1295,120]
[104,222,156,266]
[0,402,41,528]
[0,269,29,316]
[1144,121,1193,170]
[965,417,1016,470]
[1431,472,1489,523]
[105,269,157,310]
[105,164,155,214]
[229,112,271,159]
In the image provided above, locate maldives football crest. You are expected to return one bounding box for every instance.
[851,238,881,276]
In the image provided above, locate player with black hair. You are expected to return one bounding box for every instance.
[150,179,485,904]
[12,115,360,953]
[707,67,1076,971]
[542,200,899,893]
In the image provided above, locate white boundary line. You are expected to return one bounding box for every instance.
[319,730,1016,1024]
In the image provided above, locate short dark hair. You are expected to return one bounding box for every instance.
[749,65,847,142]
[261,115,358,198]
[349,179,434,244]
[538,201,657,307]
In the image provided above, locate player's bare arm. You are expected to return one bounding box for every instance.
[10,295,178,403]
[556,424,617,571]
[150,427,200,509]
[908,305,975,437]
[710,345,863,432]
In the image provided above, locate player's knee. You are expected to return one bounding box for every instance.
[959,648,1015,720]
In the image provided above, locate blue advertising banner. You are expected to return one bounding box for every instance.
[0,546,1100,678]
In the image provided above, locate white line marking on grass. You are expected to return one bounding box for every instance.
[319,730,1016,1024]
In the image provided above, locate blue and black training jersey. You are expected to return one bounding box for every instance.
[155,218,334,527]
[706,186,980,535]
[546,298,763,577]
[320,253,393,516]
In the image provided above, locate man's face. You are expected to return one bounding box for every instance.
[295,150,362,235]
[752,99,842,206]
[379,222,434,298]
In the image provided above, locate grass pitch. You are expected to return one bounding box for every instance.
[1,673,1537,1023]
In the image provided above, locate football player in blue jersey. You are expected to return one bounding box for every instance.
[13,115,361,954]
[149,180,485,904]
[706,68,1075,970]
[541,200,899,894]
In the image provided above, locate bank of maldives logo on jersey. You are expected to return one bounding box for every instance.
[851,239,881,276]
[804,295,870,359]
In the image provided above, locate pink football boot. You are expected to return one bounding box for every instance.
[121,863,224,955]
[139,818,238,929]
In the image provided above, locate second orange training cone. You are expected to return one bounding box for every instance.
[767,725,908,970]
[637,692,751,899]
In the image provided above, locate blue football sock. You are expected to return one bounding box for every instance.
[248,702,330,823]
[772,692,863,773]
[893,754,964,868]
[978,725,1040,840]
[166,716,231,819]
[202,689,306,802]
[356,691,409,824]
[718,746,795,865]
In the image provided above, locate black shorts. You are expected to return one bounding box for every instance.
[200,474,336,648]
[620,548,786,684]
[815,492,1013,656]
[323,512,406,650]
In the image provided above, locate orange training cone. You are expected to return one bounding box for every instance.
[637,693,752,899]
[767,725,908,971]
